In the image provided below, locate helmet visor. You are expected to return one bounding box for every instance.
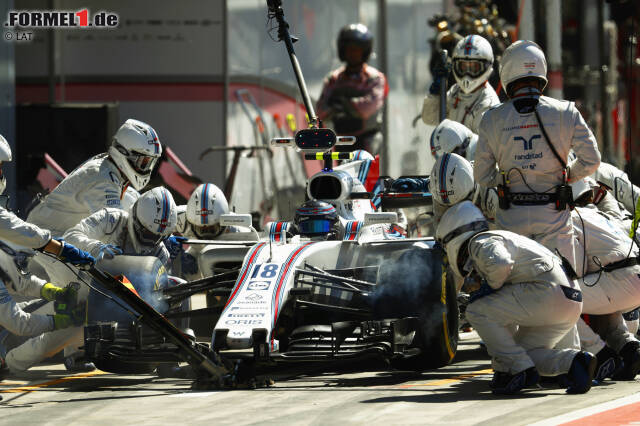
[453,59,489,79]
[129,153,157,175]
[133,214,165,246]
[298,219,333,235]
[193,223,222,239]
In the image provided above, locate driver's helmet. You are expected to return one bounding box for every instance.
[294,200,340,239]
[186,183,229,239]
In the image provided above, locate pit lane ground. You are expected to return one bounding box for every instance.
[1,332,639,425]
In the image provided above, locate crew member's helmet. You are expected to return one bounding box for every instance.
[430,153,475,206]
[435,201,489,277]
[500,40,548,98]
[185,183,229,239]
[429,119,478,161]
[571,177,596,207]
[337,23,373,64]
[109,119,163,191]
[0,135,12,195]
[294,200,340,239]
[128,187,177,254]
[451,35,494,94]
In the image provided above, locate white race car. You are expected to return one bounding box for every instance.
[173,133,459,371]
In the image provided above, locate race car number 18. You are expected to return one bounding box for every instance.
[251,263,279,279]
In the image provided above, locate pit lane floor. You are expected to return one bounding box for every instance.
[1,332,639,425]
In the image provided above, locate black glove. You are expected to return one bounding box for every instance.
[181,252,198,275]
[429,61,449,95]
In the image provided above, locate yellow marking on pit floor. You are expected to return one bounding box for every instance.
[394,368,493,389]
[0,370,108,393]
[0,380,29,386]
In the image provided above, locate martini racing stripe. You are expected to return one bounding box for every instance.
[358,159,372,184]
[271,242,316,348]
[222,242,266,312]
[269,221,289,242]
[344,220,362,241]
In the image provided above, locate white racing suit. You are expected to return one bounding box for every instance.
[465,230,582,376]
[27,154,128,237]
[0,255,54,337]
[421,83,500,134]
[593,162,640,218]
[0,208,57,337]
[571,207,640,354]
[5,208,169,372]
[474,96,601,271]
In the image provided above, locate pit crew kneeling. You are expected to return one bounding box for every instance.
[568,179,640,381]
[4,187,177,374]
[436,201,594,395]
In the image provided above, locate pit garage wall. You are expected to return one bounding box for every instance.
[15,0,228,190]
[15,0,441,218]
[227,0,442,212]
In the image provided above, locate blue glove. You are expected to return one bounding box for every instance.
[55,239,95,266]
[390,178,429,193]
[96,244,123,262]
[181,252,198,275]
[165,236,188,260]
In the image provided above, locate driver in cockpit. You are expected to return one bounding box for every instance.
[293,200,344,241]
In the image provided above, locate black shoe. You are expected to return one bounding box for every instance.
[594,345,625,383]
[566,351,597,394]
[613,341,640,381]
[490,367,540,395]
[64,356,96,373]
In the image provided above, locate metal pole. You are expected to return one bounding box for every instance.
[545,0,563,99]
[519,0,535,41]
[597,0,611,162]
[378,0,389,175]
[222,0,229,187]
[439,49,448,121]
[269,3,317,126]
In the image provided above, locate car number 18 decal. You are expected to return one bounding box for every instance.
[247,263,280,291]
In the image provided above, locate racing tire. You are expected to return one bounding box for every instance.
[375,248,458,371]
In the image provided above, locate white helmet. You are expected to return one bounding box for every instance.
[435,200,488,277]
[186,183,229,239]
[500,40,548,97]
[571,177,595,203]
[429,119,478,161]
[452,35,494,94]
[430,153,475,206]
[109,119,162,191]
[128,187,177,254]
[0,135,12,195]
